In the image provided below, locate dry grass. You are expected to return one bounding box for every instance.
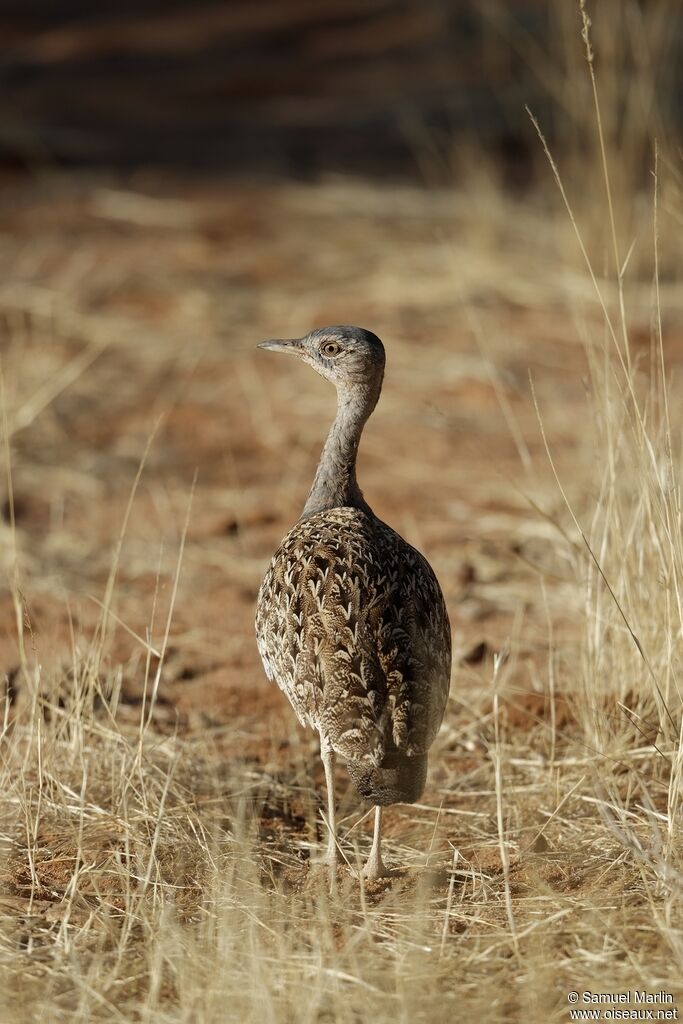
[2,5,683,1022]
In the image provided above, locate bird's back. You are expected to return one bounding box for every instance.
[256,507,451,789]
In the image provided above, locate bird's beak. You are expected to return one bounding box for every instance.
[257,337,304,355]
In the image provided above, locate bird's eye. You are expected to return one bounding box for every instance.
[321,341,341,357]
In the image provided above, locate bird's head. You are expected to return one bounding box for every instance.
[258,325,385,395]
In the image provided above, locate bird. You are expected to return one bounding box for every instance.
[255,326,451,879]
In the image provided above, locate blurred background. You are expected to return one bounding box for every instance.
[1,0,680,182]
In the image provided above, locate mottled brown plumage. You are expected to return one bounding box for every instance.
[255,326,451,878]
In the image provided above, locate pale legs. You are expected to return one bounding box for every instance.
[362,805,389,879]
[320,737,338,869]
[320,744,389,880]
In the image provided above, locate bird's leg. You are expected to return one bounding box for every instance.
[320,737,338,870]
[362,806,389,879]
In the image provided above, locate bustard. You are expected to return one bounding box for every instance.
[255,326,451,879]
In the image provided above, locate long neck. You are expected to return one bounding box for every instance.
[301,384,379,519]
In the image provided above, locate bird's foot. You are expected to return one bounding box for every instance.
[310,839,339,871]
[316,842,340,894]
[361,851,391,880]
[323,850,339,872]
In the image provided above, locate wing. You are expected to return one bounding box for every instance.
[372,518,451,755]
[255,507,451,762]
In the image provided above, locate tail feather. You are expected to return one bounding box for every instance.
[346,748,428,806]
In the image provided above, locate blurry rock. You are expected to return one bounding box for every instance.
[462,640,488,664]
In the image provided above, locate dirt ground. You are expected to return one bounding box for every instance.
[1,171,682,1021]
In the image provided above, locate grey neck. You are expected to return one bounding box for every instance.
[301,383,379,519]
